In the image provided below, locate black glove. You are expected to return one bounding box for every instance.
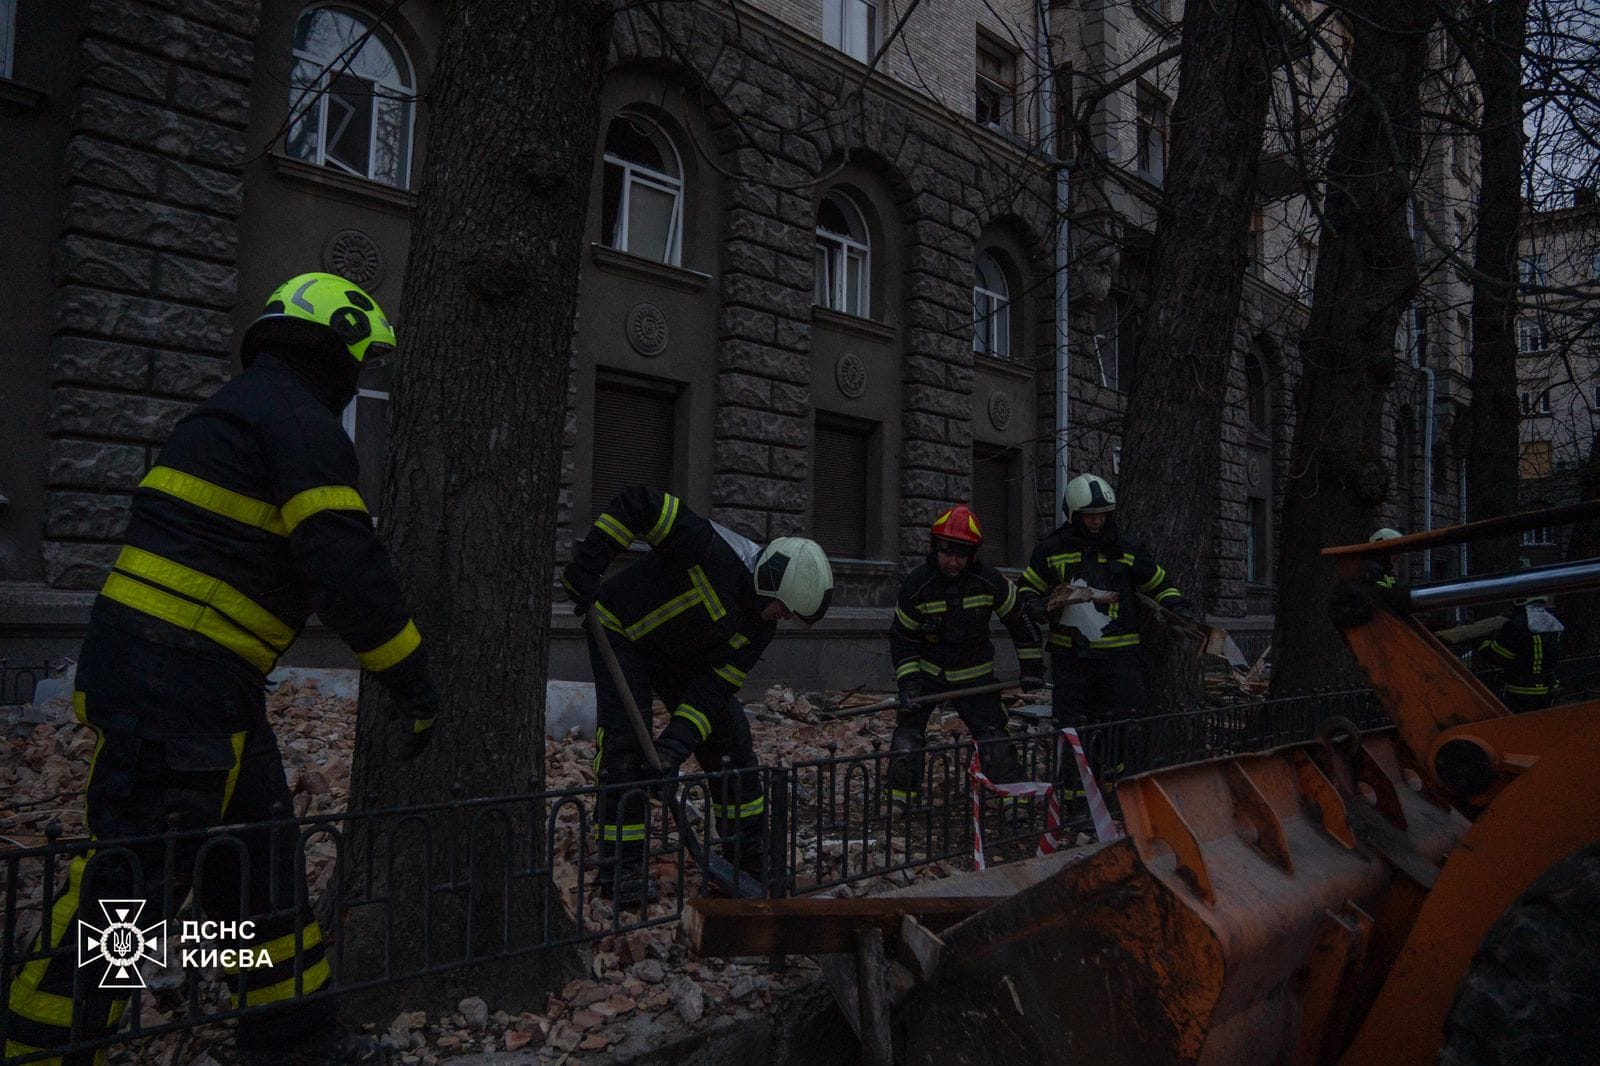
[653,732,695,779]
[562,562,601,616]
[1167,598,1195,622]
[391,690,441,762]
[1019,660,1046,689]
[896,676,923,709]
[1021,594,1049,625]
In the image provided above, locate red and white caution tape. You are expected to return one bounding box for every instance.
[968,745,1056,871]
[1061,727,1123,843]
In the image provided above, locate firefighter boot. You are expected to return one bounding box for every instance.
[887,726,926,810]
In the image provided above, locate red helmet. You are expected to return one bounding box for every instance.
[930,505,983,553]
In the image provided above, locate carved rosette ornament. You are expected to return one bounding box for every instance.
[626,302,669,357]
[322,229,383,289]
[835,353,867,398]
[988,390,1012,431]
[1247,457,1262,488]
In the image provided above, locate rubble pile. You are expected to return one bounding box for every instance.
[1,678,976,1064]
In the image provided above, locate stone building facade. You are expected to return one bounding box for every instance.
[0,0,1476,691]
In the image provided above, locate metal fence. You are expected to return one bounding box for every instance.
[1,687,1384,1063]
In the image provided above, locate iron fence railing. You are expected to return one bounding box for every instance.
[0,687,1384,1064]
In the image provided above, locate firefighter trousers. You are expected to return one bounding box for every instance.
[888,680,1018,801]
[585,632,768,880]
[4,634,334,1066]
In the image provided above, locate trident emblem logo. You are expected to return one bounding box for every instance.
[77,900,166,989]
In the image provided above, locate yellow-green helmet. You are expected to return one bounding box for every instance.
[241,272,395,367]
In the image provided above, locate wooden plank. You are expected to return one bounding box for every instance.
[683,896,1007,956]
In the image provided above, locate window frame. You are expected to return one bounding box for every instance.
[815,191,872,318]
[972,250,1012,360]
[1135,83,1168,185]
[1517,316,1548,357]
[600,110,686,266]
[975,34,1017,132]
[286,2,417,190]
[340,359,392,526]
[823,0,878,62]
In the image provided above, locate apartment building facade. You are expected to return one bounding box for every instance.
[0,0,1474,689]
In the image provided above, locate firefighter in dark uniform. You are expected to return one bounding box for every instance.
[1367,527,1402,589]
[886,505,1042,806]
[1480,595,1565,713]
[1020,474,1190,730]
[5,273,439,1066]
[563,487,833,903]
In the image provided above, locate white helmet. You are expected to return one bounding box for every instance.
[1369,528,1403,543]
[755,537,834,624]
[1065,474,1116,518]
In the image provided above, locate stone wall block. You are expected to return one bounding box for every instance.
[715,407,809,448]
[55,235,156,294]
[64,186,238,259]
[78,90,245,168]
[154,0,260,36]
[712,473,800,512]
[718,340,810,384]
[86,1,252,78]
[152,351,231,398]
[904,384,969,418]
[82,39,167,103]
[771,315,811,352]
[65,138,162,198]
[48,441,148,490]
[769,382,810,416]
[723,242,779,282]
[902,412,948,443]
[52,338,150,390]
[170,67,250,127]
[46,492,133,540]
[721,306,779,344]
[716,372,773,409]
[42,542,120,590]
[770,445,808,479]
[153,255,238,309]
[49,387,194,442]
[715,439,770,475]
[903,440,964,471]
[58,286,233,353]
[159,157,244,214]
[902,469,951,499]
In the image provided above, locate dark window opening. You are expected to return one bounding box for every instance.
[592,373,678,521]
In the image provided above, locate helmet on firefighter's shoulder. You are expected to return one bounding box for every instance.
[1369,528,1403,543]
[241,272,397,369]
[1064,474,1116,519]
[930,505,983,556]
[755,537,834,624]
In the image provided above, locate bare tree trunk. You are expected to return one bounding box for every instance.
[1271,1,1437,695]
[340,0,613,1019]
[1463,0,1529,576]
[1119,0,1280,711]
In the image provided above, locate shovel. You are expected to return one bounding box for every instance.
[821,678,1050,719]
[584,611,765,899]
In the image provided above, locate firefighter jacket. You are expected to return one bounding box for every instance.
[88,353,434,703]
[889,556,1042,686]
[1020,519,1186,657]
[564,487,776,747]
[1480,604,1564,700]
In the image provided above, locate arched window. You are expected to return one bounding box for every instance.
[601,112,684,265]
[286,5,416,189]
[815,192,870,317]
[973,250,1011,359]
